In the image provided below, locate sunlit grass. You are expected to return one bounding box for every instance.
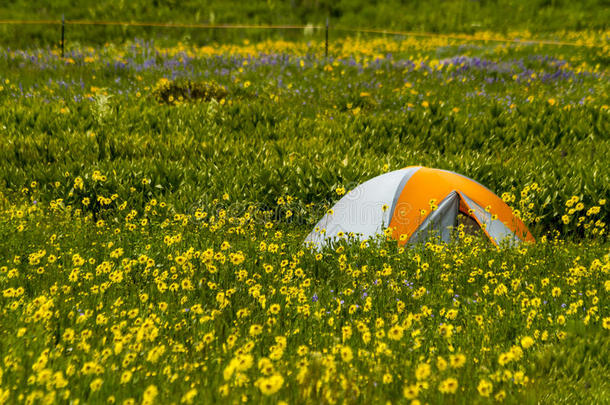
[0,34,608,404]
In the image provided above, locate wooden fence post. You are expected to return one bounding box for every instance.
[61,14,65,58]
[325,17,329,58]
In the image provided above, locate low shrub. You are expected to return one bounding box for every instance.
[152,78,228,105]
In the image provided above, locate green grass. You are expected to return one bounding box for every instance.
[0,31,608,404]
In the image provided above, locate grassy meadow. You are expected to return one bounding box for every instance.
[0,27,609,405]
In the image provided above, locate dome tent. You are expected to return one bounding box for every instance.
[305,166,534,248]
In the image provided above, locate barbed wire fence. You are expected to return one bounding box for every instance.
[0,17,603,59]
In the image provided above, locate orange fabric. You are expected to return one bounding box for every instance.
[389,167,534,244]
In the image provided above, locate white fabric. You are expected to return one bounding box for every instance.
[305,167,420,247]
[409,191,460,244]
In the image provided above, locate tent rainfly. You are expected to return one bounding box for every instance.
[305,166,534,248]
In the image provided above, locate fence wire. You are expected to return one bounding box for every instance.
[0,18,602,48]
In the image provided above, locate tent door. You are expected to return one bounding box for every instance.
[407,190,521,246]
[457,192,522,246]
[408,191,460,244]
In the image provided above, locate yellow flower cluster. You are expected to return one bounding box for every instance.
[0,176,607,404]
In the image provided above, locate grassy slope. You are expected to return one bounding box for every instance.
[0,39,608,233]
[0,6,608,404]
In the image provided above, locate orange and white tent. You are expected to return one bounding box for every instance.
[306,166,534,247]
